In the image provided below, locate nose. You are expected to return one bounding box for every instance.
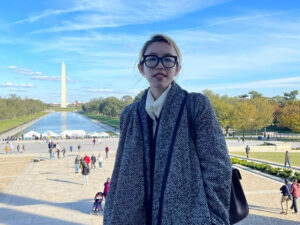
[156,59,164,69]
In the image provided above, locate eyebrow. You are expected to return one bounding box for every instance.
[145,53,175,56]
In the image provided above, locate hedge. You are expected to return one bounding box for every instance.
[231,157,300,181]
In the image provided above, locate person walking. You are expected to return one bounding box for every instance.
[291,178,300,213]
[285,151,291,168]
[17,144,20,152]
[84,154,91,165]
[82,162,90,186]
[62,147,66,158]
[103,34,231,225]
[70,145,73,152]
[78,144,81,152]
[245,145,250,159]
[74,155,81,174]
[91,154,96,169]
[22,144,25,152]
[98,154,103,168]
[56,143,60,159]
[103,177,111,200]
[9,143,14,152]
[280,178,292,214]
[105,146,109,158]
[93,138,96,145]
[4,145,9,154]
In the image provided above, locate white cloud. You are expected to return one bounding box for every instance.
[31,75,60,81]
[186,76,300,91]
[87,88,114,93]
[10,0,229,33]
[1,82,35,88]
[7,65,42,76]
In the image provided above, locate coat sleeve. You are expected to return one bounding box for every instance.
[103,104,132,225]
[193,94,231,225]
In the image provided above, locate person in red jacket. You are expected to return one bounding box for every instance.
[105,146,109,158]
[103,177,111,199]
[291,178,300,213]
[84,154,91,165]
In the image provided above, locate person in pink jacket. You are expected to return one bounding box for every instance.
[103,177,110,199]
[291,178,300,213]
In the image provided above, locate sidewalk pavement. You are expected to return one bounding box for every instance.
[1,145,300,225]
[236,168,300,225]
[0,149,116,225]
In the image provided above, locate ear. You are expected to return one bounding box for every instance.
[138,63,145,76]
[175,64,181,76]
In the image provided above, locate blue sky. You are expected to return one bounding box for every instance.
[0,0,300,103]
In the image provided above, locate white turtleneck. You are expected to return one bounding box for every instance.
[145,84,172,135]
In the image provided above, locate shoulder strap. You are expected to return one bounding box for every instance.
[186,92,197,143]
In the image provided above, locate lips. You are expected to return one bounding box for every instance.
[153,73,167,77]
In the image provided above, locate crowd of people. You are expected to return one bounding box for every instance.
[4,142,25,154]
[280,178,300,214]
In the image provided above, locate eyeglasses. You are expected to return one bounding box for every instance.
[142,55,178,68]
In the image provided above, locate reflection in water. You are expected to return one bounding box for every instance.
[61,112,67,132]
[22,112,107,134]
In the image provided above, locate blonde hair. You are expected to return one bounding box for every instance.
[138,34,182,67]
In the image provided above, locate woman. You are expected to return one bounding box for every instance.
[104,34,231,225]
[291,178,299,213]
[103,177,111,199]
[98,153,103,168]
[74,155,81,173]
[82,162,90,186]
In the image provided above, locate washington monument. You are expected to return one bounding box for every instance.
[61,61,67,108]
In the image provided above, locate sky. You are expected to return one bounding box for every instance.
[0,0,300,103]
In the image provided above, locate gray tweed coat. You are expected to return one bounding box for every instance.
[103,83,231,225]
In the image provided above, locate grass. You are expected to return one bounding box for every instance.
[0,112,48,134]
[80,112,120,129]
[231,152,300,167]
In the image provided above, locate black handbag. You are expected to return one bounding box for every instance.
[229,168,249,224]
[186,93,249,225]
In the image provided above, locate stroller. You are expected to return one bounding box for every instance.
[90,192,103,215]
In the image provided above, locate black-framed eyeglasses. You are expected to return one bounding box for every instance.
[142,55,178,68]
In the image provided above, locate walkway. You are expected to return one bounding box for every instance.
[0,140,300,224]
[0,148,116,225]
[236,168,300,224]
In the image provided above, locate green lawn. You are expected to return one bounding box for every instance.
[80,112,120,129]
[0,112,48,134]
[231,152,300,167]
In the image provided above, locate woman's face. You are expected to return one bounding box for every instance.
[139,42,181,91]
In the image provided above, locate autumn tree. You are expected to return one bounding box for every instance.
[250,97,274,134]
[231,100,257,137]
[203,90,234,134]
[277,101,300,132]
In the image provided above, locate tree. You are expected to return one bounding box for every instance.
[232,100,257,137]
[120,95,133,108]
[277,101,300,132]
[238,94,249,99]
[99,97,122,117]
[284,90,299,101]
[250,97,274,134]
[203,90,234,135]
[134,89,146,102]
[249,90,263,99]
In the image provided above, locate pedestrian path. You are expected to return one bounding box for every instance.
[236,168,300,225]
[0,151,115,225]
[1,149,300,225]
